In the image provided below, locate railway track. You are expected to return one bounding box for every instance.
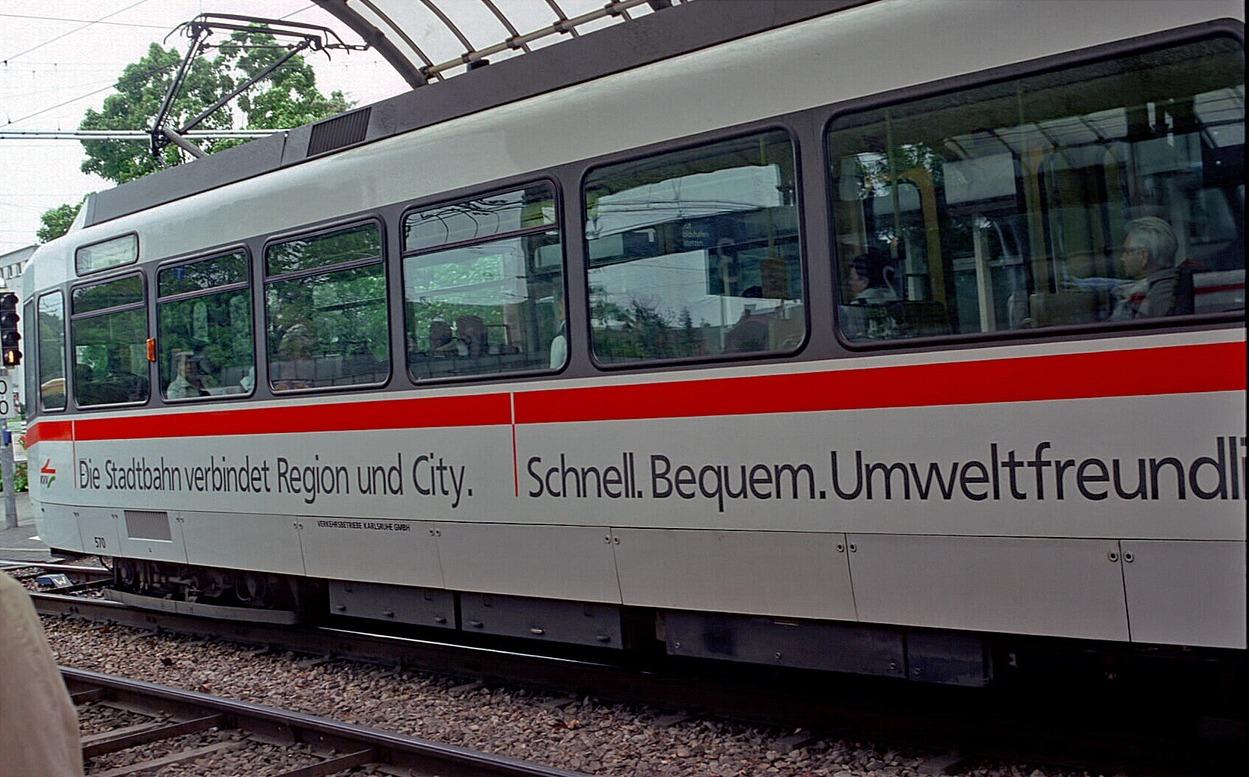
[31,585,1247,777]
[2,560,113,594]
[69,667,589,777]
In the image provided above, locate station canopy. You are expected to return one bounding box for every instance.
[314,0,696,89]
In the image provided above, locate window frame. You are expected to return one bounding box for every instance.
[823,26,1246,350]
[580,125,809,370]
[69,272,150,408]
[261,218,390,394]
[34,291,67,414]
[399,178,568,383]
[155,247,256,403]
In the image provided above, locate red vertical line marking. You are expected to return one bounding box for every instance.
[71,420,78,492]
[511,392,520,497]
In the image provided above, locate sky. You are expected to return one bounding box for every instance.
[0,1,412,257]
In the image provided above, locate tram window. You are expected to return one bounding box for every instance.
[22,299,36,415]
[827,36,1245,343]
[402,183,564,378]
[37,292,67,412]
[584,130,804,365]
[264,222,388,391]
[75,233,138,275]
[157,251,253,400]
[70,275,149,406]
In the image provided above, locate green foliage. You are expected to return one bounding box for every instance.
[216,31,351,132]
[263,223,389,365]
[592,297,701,362]
[78,29,353,185]
[0,466,25,492]
[36,201,85,243]
[79,42,222,182]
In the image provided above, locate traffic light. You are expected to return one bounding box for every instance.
[0,292,20,367]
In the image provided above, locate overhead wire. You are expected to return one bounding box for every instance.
[6,59,182,126]
[2,0,157,126]
[0,12,167,34]
[1,0,154,63]
[1,7,380,139]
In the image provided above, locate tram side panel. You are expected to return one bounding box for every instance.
[513,341,1247,651]
[28,333,1247,652]
[30,440,97,555]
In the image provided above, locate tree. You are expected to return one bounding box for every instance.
[78,29,352,186]
[36,29,353,245]
[217,32,352,132]
[37,202,85,243]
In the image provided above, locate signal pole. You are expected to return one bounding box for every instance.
[0,399,14,532]
[1,372,15,529]
[0,291,20,528]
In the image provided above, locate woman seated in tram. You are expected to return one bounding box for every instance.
[845,248,899,305]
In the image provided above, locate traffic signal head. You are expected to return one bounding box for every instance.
[0,292,20,367]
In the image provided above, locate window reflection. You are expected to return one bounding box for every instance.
[157,252,254,400]
[71,275,149,406]
[37,292,67,411]
[264,222,389,391]
[403,184,565,379]
[584,131,805,364]
[828,37,1245,342]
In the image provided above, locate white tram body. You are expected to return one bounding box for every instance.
[19,0,1245,682]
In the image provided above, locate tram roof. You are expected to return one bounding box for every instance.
[80,0,860,229]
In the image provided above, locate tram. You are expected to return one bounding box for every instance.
[19,0,1245,685]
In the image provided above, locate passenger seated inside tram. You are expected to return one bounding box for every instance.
[272,323,316,390]
[429,320,454,354]
[846,249,899,304]
[549,293,567,368]
[1108,216,1180,321]
[1061,217,1181,322]
[455,315,487,357]
[838,248,903,341]
[166,350,218,399]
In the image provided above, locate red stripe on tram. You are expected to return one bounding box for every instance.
[47,393,513,443]
[23,420,73,446]
[22,342,1245,444]
[514,342,1246,424]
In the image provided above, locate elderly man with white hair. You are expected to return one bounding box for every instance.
[1109,216,1181,320]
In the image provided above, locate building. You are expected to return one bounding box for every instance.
[0,246,34,284]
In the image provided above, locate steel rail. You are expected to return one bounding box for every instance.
[1,561,111,576]
[36,591,1245,777]
[3,562,113,593]
[65,667,589,777]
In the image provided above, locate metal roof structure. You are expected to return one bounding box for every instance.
[128,1,690,162]
[81,0,852,227]
[312,0,694,89]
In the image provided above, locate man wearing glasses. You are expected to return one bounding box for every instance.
[1109,216,1180,321]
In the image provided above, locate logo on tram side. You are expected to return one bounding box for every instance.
[40,458,56,488]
